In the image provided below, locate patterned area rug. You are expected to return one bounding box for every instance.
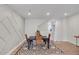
[16,42,64,55]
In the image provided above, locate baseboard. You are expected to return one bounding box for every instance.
[54,40,68,42]
[6,39,26,55]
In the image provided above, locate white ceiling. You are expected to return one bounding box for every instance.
[5,4,79,20]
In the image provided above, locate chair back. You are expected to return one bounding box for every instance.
[48,33,51,40]
[25,34,28,41]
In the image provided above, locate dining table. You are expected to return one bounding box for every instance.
[28,36,50,49]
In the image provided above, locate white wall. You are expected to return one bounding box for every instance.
[54,13,79,46]
[54,19,68,41]
[66,14,79,45]
[0,6,25,54]
[54,20,63,41]
[25,19,46,37]
[38,20,49,36]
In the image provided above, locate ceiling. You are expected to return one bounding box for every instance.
[4,4,79,20]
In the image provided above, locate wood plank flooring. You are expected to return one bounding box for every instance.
[55,41,79,55]
[15,41,79,55]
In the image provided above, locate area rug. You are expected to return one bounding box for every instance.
[15,42,64,55]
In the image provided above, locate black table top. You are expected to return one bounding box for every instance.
[29,36,48,40]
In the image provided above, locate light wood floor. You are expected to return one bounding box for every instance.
[54,41,79,55]
[15,41,79,55]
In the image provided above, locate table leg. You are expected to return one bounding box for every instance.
[47,39,50,49]
[76,38,77,47]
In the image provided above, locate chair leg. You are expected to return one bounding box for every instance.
[28,42,30,49]
[47,39,50,49]
[28,40,31,50]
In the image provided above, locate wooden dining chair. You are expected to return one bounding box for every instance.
[25,34,30,49]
